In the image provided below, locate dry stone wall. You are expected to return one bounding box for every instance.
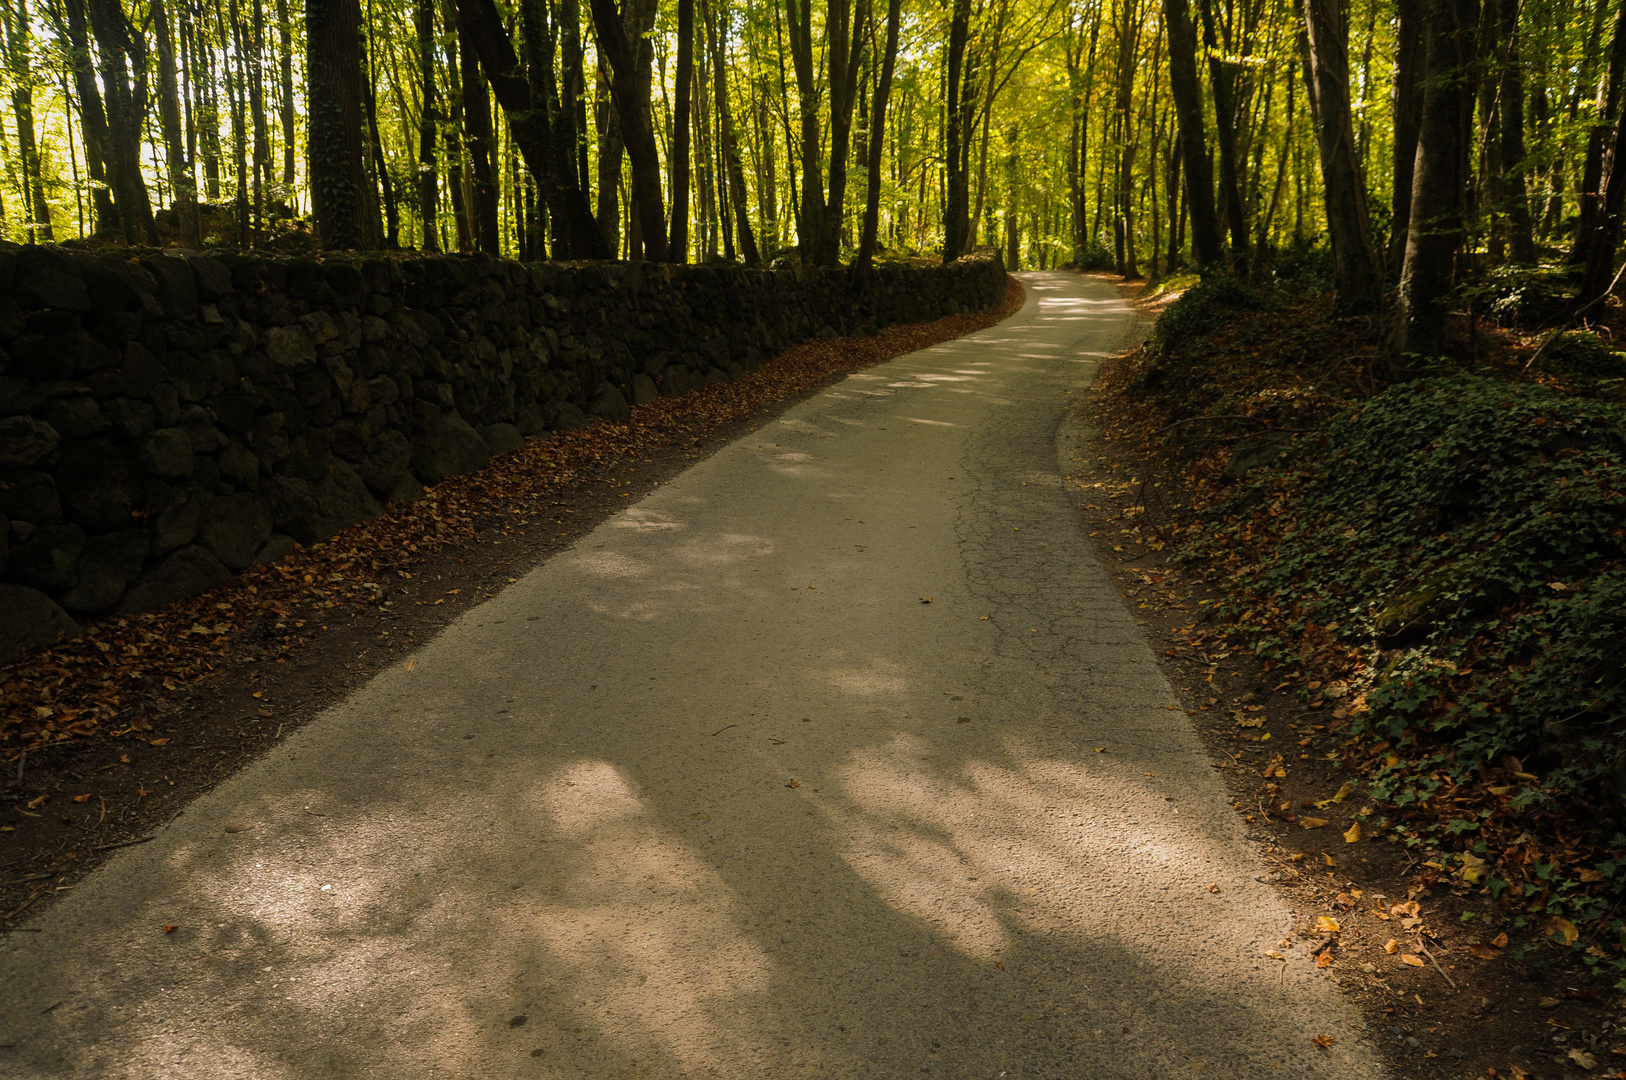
[0,244,1005,663]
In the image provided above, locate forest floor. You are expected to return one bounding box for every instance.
[0,278,1025,930]
[1075,274,1626,1080]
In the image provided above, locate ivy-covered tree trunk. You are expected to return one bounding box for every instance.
[306,0,381,249]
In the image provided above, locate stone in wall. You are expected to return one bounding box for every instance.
[0,245,1005,663]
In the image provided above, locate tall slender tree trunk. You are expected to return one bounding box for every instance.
[703,0,759,263]
[670,0,694,260]
[1389,0,1423,277]
[1302,0,1380,310]
[855,0,900,276]
[1163,0,1223,267]
[1496,0,1535,262]
[88,0,159,243]
[4,0,51,242]
[595,60,624,253]
[587,0,667,259]
[58,0,119,235]
[276,0,296,187]
[1198,0,1247,251]
[416,0,440,250]
[461,44,501,252]
[306,0,381,248]
[1573,0,1626,263]
[1395,0,1478,357]
[942,0,971,259]
[153,0,202,244]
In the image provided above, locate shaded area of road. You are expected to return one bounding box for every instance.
[0,273,1385,1079]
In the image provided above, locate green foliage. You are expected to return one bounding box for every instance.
[1481,263,1573,327]
[1244,375,1626,783]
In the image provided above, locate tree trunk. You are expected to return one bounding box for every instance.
[88,0,159,243]
[57,0,119,236]
[817,0,867,265]
[152,0,201,244]
[1303,0,1380,310]
[587,0,667,259]
[306,0,379,249]
[1198,0,1247,252]
[1388,0,1423,277]
[460,41,501,253]
[417,0,440,250]
[942,0,971,260]
[704,0,760,264]
[440,0,473,251]
[785,0,823,260]
[456,0,607,257]
[1394,0,1478,357]
[595,60,624,253]
[1573,0,1626,263]
[670,0,694,261]
[1163,0,1223,268]
[855,0,900,276]
[1496,0,1535,262]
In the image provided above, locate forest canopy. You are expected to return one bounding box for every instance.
[0,0,1622,320]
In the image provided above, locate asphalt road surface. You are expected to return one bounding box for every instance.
[0,272,1386,1079]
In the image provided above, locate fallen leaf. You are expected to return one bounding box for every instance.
[1343,821,1362,843]
[786,779,800,788]
[1235,715,1266,728]
[1469,943,1500,959]
[1548,581,1571,592]
[1315,951,1334,968]
[1569,1048,1597,1070]
[25,795,47,810]
[1316,916,1341,933]
[163,925,178,934]
[1301,817,1330,829]
[1322,852,1336,867]
[1491,932,1508,948]
[1578,868,1605,882]
[1546,916,1580,945]
[1457,851,1487,883]
[148,737,169,747]
[1539,996,1561,1008]
[920,597,933,604]
[72,794,90,803]
[404,659,415,671]
[1311,1034,1337,1048]
[1390,901,1420,918]
[1206,882,1220,894]
[1384,939,1400,954]
[1315,782,1356,808]
[1401,954,1425,967]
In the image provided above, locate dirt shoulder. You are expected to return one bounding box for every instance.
[0,277,1025,930]
[1068,276,1622,1080]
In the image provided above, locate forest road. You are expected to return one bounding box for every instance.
[0,272,1386,1079]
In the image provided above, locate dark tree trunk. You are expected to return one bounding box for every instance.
[942,0,971,260]
[1389,0,1423,277]
[704,0,759,264]
[153,0,201,244]
[1573,0,1626,263]
[441,0,473,251]
[57,0,119,236]
[1163,0,1223,268]
[417,0,440,250]
[1198,0,1247,252]
[307,0,379,249]
[587,0,667,259]
[595,60,624,253]
[461,43,501,253]
[1496,0,1535,262]
[817,0,867,265]
[4,0,52,242]
[1395,0,1478,357]
[456,0,609,258]
[1303,0,1381,310]
[88,0,159,243]
[276,0,296,185]
[670,0,694,260]
[1578,98,1626,304]
[855,0,901,277]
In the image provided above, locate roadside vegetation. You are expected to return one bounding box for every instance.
[1099,262,1626,992]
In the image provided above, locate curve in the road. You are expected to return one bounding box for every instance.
[0,272,1386,1079]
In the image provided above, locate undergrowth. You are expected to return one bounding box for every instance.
[1108,273,1626,977]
